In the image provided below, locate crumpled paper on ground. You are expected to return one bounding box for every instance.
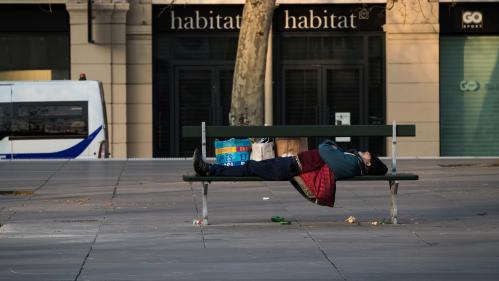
[345,215,357,224]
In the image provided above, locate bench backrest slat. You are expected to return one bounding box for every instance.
[182,125,415,138]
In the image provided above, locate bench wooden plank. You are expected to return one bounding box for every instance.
[182,125,416,138]
[183,173,419,182]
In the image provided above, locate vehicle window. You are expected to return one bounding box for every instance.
[0,103,11,138]
[11,101,88,138]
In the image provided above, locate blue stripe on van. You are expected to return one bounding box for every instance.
[1,126,102,160]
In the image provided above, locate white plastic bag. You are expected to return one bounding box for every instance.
[250,141,275,161]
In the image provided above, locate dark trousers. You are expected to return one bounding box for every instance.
[209,157,300,181]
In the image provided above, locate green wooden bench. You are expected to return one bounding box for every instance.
[183,121,419,225]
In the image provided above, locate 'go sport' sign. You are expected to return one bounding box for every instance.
[154,5,385,32]
[440,3,499,34]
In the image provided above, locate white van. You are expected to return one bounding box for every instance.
[0,81,109,159]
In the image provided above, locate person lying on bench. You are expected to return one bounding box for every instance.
[193,139,388,180]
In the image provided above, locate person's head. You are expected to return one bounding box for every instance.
[358,151,388,175]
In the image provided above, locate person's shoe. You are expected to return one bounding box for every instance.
[193,148,210,176]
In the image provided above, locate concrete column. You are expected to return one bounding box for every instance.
[126,0,152,158]
[384,0,440,157]
[66,0,130,158]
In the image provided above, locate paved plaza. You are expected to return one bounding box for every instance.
[0,158,499,281]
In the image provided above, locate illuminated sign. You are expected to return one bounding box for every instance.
[155,5,385,32]
[441,3,499,34]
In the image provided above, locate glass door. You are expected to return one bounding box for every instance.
[281,65,364,150]
[175,67,212,157]
[281,66,321,125]
[174,66,233,157]
[324,65,364,150]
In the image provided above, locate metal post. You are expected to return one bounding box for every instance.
[202,182,209,225]
[391,120,397,175]
[201,121,207,160]
[201,121,208,225]
[389,180,399,224]
[390,121,399,224]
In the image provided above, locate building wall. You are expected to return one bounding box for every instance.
[66,0,130,158]
[0,0,448,158]
[384,0,440,157]
[126,0,153,158]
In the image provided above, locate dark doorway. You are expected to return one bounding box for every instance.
[153,5,241,157]
[276,33,385,154]
[174,66,233,156]
[281,65,364,150]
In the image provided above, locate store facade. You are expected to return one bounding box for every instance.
[152,3,387,157]
[153,5,241,157]
[440,2,499,156]
[273,5,386,154]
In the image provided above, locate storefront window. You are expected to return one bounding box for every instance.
[325,36,363,59]
[0,5,69,80]
[0,33,69,80]
[153,4,241,157]
[282,35,363,60]
[368,36,384,124]
[284,69,319,125]
[282,37,322,60]
[174,36,238,60]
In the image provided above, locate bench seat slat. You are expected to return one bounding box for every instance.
[183,173,418,182]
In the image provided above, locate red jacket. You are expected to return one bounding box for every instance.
[296,150,336,207]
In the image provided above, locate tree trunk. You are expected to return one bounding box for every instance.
[230,0,275,126]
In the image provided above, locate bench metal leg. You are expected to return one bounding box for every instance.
[202,182,209,225]
[389,180,399,224]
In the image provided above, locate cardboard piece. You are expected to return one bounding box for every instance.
[275,137,308,157]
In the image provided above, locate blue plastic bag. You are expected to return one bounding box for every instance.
[215,138,251,166]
